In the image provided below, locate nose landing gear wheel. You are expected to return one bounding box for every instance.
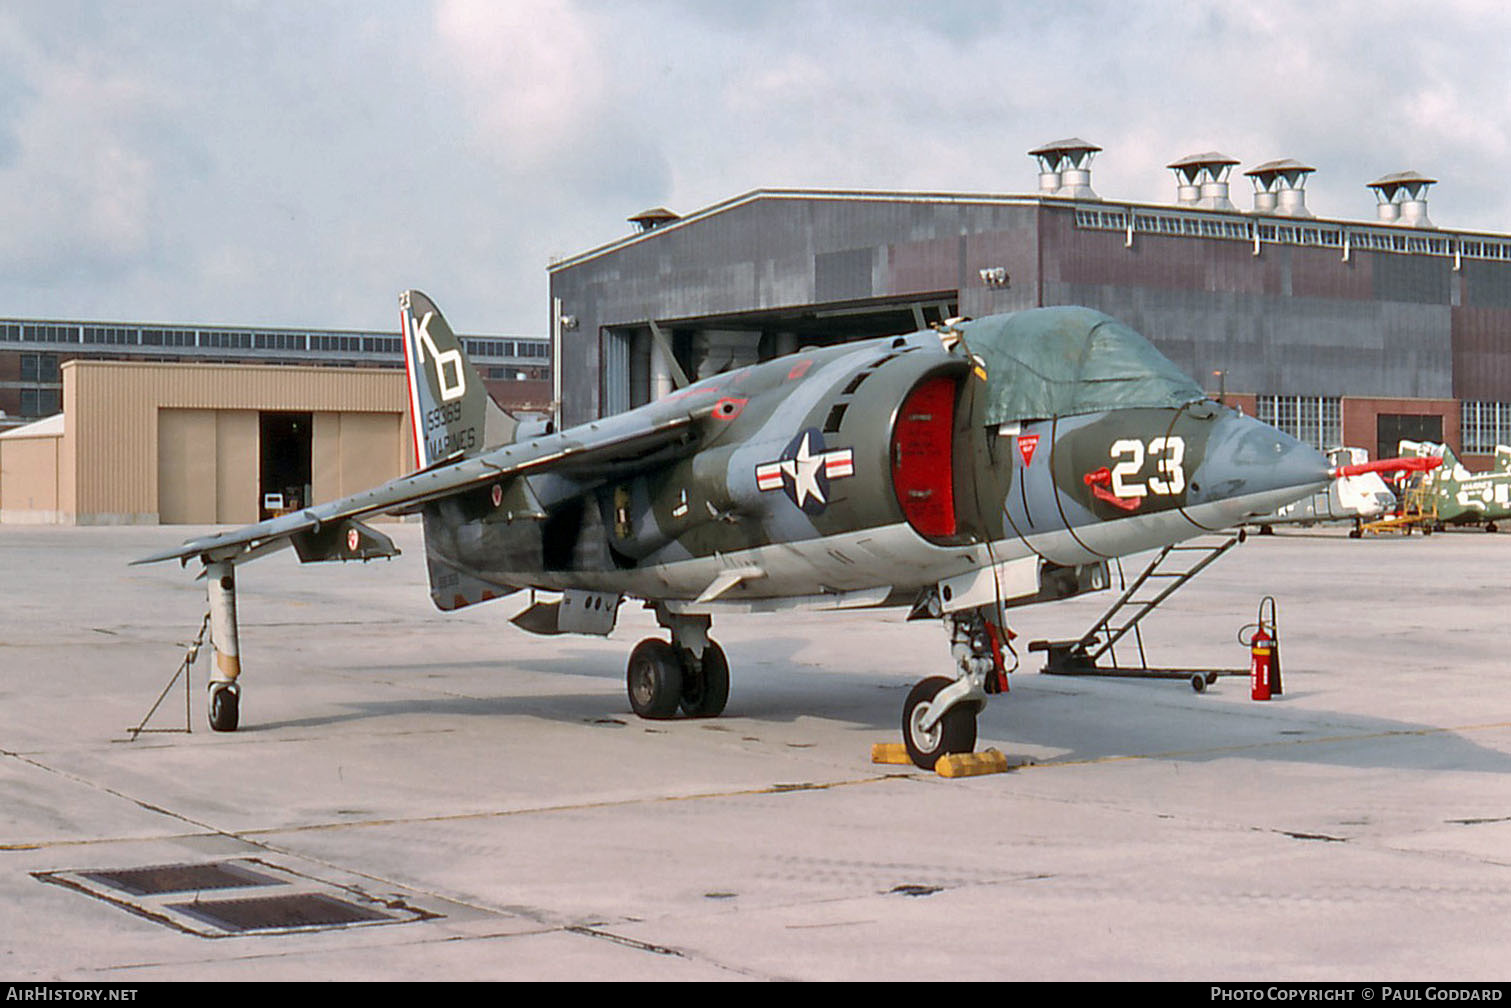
[902,676,978,770]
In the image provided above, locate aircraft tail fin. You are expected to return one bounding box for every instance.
[1399,438,1470,483]
[1433,441,1473,480]
[398,290,514,470]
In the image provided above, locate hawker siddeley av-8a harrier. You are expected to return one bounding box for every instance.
[138,292,1331,768]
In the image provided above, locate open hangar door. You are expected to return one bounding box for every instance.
[155,408,407,525]
[259,411,312,519]
[156,408,312,525]
[601,293,959,415]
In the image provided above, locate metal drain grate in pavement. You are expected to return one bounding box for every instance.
[169,892,395,933]
[83,861,284,896]
[36,857,436,937]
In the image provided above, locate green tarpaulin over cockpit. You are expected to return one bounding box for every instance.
[957,306,1207,424]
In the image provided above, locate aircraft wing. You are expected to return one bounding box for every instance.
[134,402,719,568]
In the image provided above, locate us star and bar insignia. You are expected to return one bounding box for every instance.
[755,428,855,515]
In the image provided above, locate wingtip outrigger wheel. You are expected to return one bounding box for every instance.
[205,560,243,732]
[208,682,240,732]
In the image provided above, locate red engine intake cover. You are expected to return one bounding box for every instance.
[891,375,958,539]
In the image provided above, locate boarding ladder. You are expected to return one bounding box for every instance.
[1028,531,1246,691]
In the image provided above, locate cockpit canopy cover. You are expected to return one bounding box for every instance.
[960,306,1206,425]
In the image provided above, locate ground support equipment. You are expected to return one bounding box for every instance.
[1028,532,1247,692]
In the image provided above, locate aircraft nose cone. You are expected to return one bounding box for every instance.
[1188,412,1332,521]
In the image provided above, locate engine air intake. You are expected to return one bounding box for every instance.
[891,375,959,539]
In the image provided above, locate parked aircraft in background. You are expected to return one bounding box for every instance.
[1250,448,1447,538]
[1251,447,1397,536]
[138,295,1331,768]
[1400,440,1511,532]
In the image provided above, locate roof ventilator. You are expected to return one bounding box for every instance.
[1168,152,1239,210]
[1245,160,1316,217]
[1368,172,1436,228]
[1029,138,1101,199]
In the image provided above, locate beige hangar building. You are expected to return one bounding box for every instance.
[0,360,413,526]
[0,312,551,526]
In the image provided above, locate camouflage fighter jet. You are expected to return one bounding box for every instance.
[138,293,1331,769]
[1400,439,1511,532]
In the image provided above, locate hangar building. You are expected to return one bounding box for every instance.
[0,316,550,525]
[547,140,1511,467]
[0,361,412,526]
[0,315,551,425]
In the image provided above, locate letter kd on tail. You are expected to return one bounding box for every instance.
[405,307,466,403]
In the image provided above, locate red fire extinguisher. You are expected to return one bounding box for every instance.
[1243,597,1282,701]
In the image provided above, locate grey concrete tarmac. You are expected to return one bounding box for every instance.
[2,522,1510,981]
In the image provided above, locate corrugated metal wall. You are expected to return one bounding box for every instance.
[550,192,1511,444]
[549,193,1042,423]
[0,430,63,522]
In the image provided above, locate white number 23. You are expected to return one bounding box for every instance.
[1109,436,1186,499]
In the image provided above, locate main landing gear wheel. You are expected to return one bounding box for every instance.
[902,676,978,771]
[208,684,240,733]
[679,641,730,718]
[627,639,683,719]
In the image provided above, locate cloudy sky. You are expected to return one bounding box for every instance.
[0,0,1507,336]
